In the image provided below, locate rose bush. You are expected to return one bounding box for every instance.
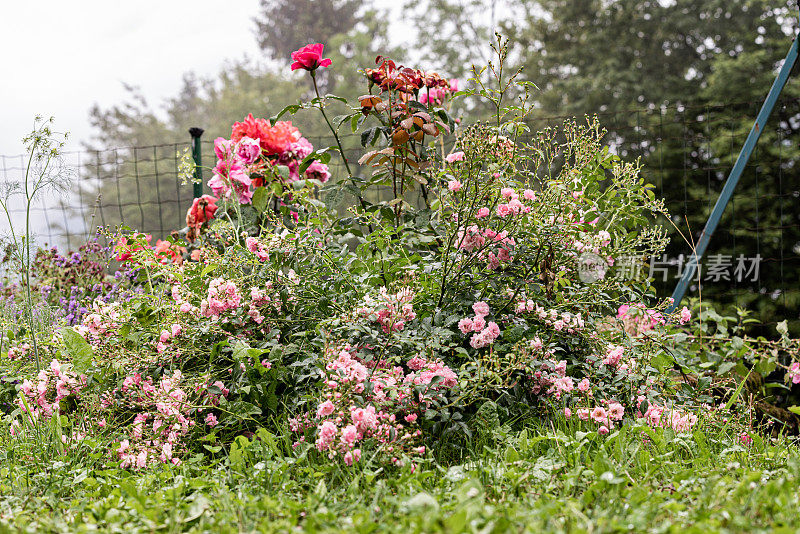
[1,38,740,469]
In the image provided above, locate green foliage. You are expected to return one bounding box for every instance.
[415,0,800,334]
[7,25,800,532]
[61,327,93,374]
[0,417,795,532]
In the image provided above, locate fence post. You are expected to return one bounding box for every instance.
[189,127,204,198]
[667,13,800,313]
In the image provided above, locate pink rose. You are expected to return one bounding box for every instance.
[457,318,473,334]
[317,400,335,417]
[577,378,591,393]
[448,180,463,192]
[213,137,231,160]
[305,161,331,183]
[236,136,261,165]
[500,187,517,200]
[472,301,490,317]
[340,424,358,445]
[205,413,218,427]
[290,43,332,72]
[445,151,465,163]
[590,406,607,424]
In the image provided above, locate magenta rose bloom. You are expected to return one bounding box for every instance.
[236,136,261,165]
[305,160,331,183]
[290,43,332,72]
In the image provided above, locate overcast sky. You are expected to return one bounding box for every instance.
[0,1,410,157]
[0,0,272,156]
[0,0,406,241]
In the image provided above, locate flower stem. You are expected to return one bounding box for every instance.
[310,72,371,220]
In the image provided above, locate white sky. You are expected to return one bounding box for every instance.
[0,0,406,157]
[0,0,263,156]
[0,0,406,242]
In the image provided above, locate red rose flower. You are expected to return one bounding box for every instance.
[264,120,301,155]
[115,233,152,262]
[186,195,218,228]
[231,113,271,144]
[231,114,300,156]
[290,43,332,72]
[186,195,218,242]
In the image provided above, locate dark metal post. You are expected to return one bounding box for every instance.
[189,127,204,198]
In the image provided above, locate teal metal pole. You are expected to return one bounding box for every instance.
[189,127,204,198]
[667,24,799,313]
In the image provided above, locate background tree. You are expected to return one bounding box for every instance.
[69,2,400,246]
[255,0,362,60]
[414,0,800,333]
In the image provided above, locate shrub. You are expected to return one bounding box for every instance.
[4,38,719,468]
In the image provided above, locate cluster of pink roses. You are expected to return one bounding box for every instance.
[529,357,572,399]
[110,370,195,468]
[496,187,535,218]
[568,401,626,435]
[617,303,665,336]
[76,301,124,345]
[171,272,282,331]
[636,398,698,433]
[456,225,516,270]
[290,346,458,466]
[248,284,281,325]
[593,343,638,374]
[200,277,242,318]
[418,78,458,105]
[615,303,691,337]
[208,114,330,205]
[356,287,417,334]
[156,323,183,353]
[515,301,586,333]
[245,236,271,261]
[458,301,501,349]
[17,359,86,422]
[521,339,592,400]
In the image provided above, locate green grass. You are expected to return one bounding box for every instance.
[0,419,798,533]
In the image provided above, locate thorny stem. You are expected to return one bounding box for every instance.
[310,71,375,235]
[311,71,353,178]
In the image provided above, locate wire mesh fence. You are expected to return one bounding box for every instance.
[1,99,798,331]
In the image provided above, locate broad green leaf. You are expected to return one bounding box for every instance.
[62,327,93,374]
[252,186,269,213]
